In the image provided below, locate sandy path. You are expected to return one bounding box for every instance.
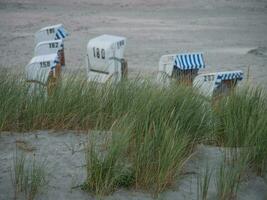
[0,0,267,86]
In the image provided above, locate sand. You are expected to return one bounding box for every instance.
[0,131,267,200]
[0,0,267,86]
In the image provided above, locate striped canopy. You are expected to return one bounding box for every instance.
[217,71,243,81]
[55,27,68,40]
[174,53,205,70]
[215,71,243,87]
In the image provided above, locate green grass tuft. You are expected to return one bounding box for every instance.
[11,151,48,200]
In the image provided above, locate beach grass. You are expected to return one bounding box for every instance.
[83,131,133,196]
[197,164,213,200]
[213,88,267,174]
[215,150,247,200]
[11,151,47,200]
[1,71,267,196]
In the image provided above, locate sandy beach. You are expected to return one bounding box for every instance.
[0,0,267,86]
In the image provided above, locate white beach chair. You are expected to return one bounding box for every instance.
[157,52,205,86]
[86,34,128,83]
[35,24,69,44]
[193,70,244,97]
[34,39,65,66]
[25,54,61,95]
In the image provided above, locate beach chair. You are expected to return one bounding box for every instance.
[25,54,61,95]
[193,70,243,98]
[35,24,69,44]
[157,52,205,86]
[86,34,128,83]
[34,39,65,66]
